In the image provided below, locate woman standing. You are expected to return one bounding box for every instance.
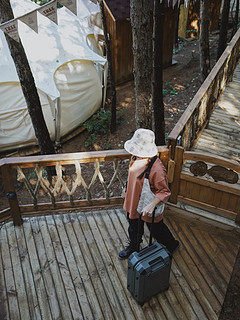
[119,128,180,259]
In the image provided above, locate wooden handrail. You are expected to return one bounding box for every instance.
[0,146,169,168]
[168,28,240,158]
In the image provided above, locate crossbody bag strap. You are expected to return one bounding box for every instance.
[144,155,158,179]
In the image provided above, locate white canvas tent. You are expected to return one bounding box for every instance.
[0,0,107,152]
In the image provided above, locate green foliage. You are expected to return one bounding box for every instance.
[85,133,96,148]
[84,110,111,147]
[104,142,111,150]
[116,108,125,124]
[163,82,178,97]
[84,110,111,134]
[83,108,126,148]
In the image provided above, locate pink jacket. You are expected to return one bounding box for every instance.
[123,158,171,222]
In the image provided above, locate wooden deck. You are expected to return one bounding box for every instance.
[193,61,240,162]
[0,208,239,320]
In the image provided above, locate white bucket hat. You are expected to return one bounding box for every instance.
[124,128,158,158]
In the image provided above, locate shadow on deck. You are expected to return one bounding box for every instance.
[1,207,239,320]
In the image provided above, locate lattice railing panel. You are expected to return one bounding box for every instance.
[16,159,127,208]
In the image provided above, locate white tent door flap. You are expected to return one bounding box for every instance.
[54,60,102,137]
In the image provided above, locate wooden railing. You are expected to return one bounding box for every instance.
[168,28,240,158]
[170,147,240,225]
[0,147,169,226]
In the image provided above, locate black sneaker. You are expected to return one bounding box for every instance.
[118,242,138,260]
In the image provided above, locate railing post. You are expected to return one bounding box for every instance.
[1,164,22,226]
[169,146,184,204]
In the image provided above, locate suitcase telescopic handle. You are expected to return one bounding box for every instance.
[137,210,155,252]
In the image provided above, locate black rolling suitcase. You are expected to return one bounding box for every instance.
[127,213,172,305]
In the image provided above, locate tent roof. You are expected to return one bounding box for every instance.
[0,0,106,101]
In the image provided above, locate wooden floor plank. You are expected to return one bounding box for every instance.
[168,225,219,319]
[22,219,53,320]
[181,224,228,296]
[189,228,231,282]
[62,213,103,320]
[53,214,93,319]
[0,225,19,320]
[76,213,116,320]
[68,212,106,320]
[6,223,31,320]
[168,218,224,304]
[14,224,42,320]
[196,230,233,275]
[45,215,83,320]
[37,216,73,319]
[0,208,239,320]
[0,236,9,320]
[29,217,62,320]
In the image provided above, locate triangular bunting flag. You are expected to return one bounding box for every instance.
[19,10,38,33]
[39,0,58,24]
[58,0,77,15]
[0,19,20,42]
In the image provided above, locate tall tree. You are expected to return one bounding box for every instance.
[199,0,211,82]
[217,0,231,60]
[0,0,55,155]
[99,0,116,133]
[152,0,165,145]
[130,0,152,129]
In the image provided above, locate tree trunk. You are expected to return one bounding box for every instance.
[174,5,180,50]
[152,0,165,145]
[99,0,116,133]
[0,0,55,155]
[130,0,152,129]
[231,0,239,39]
[217,0,231,60]
[199,0,211,82]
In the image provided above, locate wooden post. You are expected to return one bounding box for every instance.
[1,164,22,226]
[169,146,184,204]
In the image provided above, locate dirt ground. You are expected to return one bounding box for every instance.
[59,36,209,154]
[1,33,239,319]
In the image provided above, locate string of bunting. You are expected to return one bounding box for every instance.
[0,0,78,42]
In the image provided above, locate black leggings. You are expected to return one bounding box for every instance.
[127,214,177,252]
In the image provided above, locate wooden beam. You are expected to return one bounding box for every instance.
[177,196,237,220]
[180,172,240,196]
[18,197,124,215]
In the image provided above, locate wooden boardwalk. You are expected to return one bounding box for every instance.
[0,208,239,320]
[193,61,240,162]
